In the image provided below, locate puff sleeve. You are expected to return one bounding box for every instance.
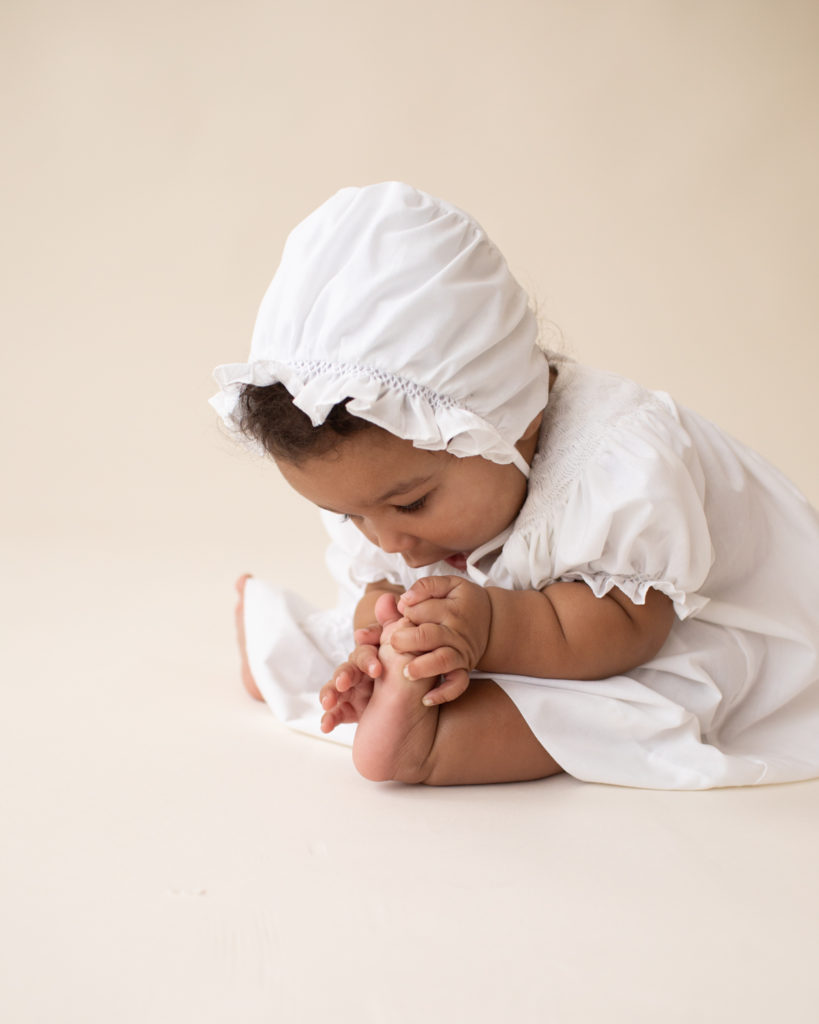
[507,393,715,619]
[558,397,715,617]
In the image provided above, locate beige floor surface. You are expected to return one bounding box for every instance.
[4,536,819,1023]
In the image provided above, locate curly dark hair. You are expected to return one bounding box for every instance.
[236,382,374,463]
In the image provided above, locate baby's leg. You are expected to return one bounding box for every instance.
[235,574,264,701]
[352,595,562,786]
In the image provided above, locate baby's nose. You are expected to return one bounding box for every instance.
[374,524,414,554]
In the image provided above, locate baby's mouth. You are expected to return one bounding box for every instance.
[402,551,470,571]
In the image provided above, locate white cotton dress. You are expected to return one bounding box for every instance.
[242,357,819,789]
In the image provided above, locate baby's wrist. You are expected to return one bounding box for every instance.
[476,586,495,668]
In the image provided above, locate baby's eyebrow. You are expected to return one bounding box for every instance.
[372,475,434,504]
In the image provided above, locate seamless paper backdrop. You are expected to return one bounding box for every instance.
[2,0,817,585]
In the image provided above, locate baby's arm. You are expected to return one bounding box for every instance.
[481,581,674,678]
[393,575,674,687]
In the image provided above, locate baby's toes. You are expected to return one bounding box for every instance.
[320,706,343,733]
[320,693,363,732]
[320,693,355,731]
[234,574,263,701]
[319,681,341,711]
[380,614,414,649]
[374,592,402,630]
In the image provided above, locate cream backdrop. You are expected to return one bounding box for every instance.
[3,2,818,1022]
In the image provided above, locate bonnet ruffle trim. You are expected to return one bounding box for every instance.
[210,358,532,475]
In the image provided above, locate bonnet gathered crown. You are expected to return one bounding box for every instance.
[211,181,550,478]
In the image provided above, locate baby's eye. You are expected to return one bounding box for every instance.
[395,495,427,514]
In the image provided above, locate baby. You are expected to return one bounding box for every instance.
[214,182,819,790]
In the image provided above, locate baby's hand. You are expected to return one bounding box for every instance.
[390,576,492,707]
[319,625,383,733]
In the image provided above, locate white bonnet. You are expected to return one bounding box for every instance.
[210,181,550,477]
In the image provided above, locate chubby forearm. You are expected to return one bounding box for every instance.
[478,582,674,680]
[353,580,405,631]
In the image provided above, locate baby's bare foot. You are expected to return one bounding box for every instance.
[318,670,374,733]
[352,594,440,783]
[235,574,264,701]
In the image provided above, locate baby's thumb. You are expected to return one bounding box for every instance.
[398,574,454,611]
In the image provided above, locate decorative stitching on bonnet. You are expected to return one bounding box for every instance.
[290,359,462,411]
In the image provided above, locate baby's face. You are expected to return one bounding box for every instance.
[276,426,530,570]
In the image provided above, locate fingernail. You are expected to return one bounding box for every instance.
[402,664,412,680]
[422,696,435,707]
[321,696,332,709]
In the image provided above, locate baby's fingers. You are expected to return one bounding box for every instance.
[421,669,470,707]
[395,596,448,627]
[403,645,464,681]
[389,621,449,655]
[397,575,459,612]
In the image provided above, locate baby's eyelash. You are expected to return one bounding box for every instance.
[395,495,427,514]
[338,496,427,521]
